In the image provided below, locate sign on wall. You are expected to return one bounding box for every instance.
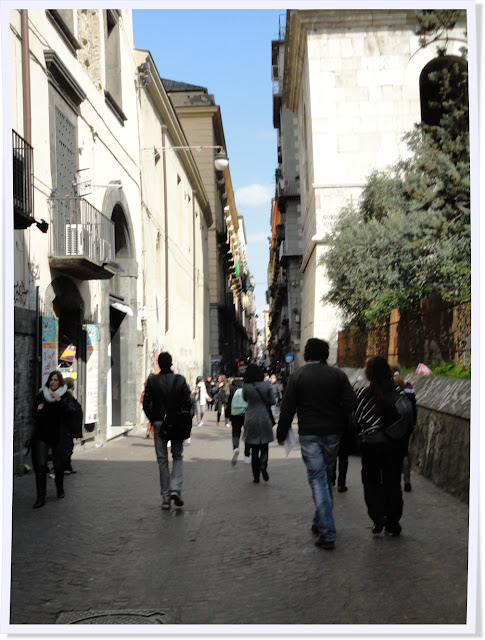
[41,317,58,386]
[86,324,99,423]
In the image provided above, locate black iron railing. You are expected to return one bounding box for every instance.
[13,130,34,220]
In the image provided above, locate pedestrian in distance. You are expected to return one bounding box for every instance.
[226,376,250,465]
[389,361,417,492]
[31,371,78,508]
[64,377,83,475]
[277,338,357,550]
[353,356,413,537]
[215,375,230,427]
[205,376,216,410]
[194,375,208,426]
[242,364,276,483]
[142,352,192,511]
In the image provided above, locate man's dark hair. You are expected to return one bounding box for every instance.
[303,338,329,363]
[243,363,264,383]
[158,352,172,372]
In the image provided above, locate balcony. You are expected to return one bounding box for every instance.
[279,240,303,265]
[13,130,35,229]
[48,197,116,280]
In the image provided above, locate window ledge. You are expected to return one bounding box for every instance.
[105,91,127,126]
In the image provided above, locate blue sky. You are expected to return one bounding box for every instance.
[132,9,284,328]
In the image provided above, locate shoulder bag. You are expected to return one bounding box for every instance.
[253,384,276,427]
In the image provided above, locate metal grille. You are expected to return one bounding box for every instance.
[55,107,76,198]
[49,197,115,262]
[12,130,34,218]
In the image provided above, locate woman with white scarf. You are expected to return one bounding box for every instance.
[31,371,72,508]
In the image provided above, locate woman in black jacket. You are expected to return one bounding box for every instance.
[353,356,408,536]
[31,371,73,508]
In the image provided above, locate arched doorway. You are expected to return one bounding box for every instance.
[419,55,468,126]
[102,187,138,435]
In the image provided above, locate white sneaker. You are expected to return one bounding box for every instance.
[231,448,239,466]
[198,422,203,427]
[244,456,251,464]
[184,438,191,445]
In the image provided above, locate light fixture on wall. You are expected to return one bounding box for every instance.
[142,144,229,171]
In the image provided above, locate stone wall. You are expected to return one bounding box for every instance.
[343,369,471,503]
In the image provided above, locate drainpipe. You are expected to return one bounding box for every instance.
[192,190,196,341]
[21,10,32,145]
[162,126,169,332]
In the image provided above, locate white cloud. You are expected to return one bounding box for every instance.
[235,183,273,208]
[247,231,269,244]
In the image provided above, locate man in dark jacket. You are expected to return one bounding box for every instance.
[277,338,357,550]
[143,352,191,510]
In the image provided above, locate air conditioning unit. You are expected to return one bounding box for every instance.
[65,224,85,255]
[98,239,112,262]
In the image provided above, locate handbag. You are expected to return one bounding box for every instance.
[384,392,413,440]
[253,384,276,426]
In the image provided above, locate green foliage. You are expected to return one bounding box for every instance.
[428,361,471,379]
[321,11,470,328]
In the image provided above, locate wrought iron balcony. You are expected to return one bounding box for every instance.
[48,197,116,280]
[13,130,35,229]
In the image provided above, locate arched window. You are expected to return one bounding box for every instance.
[419,55,468,126]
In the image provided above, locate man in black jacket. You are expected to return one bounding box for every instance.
[143,352,191,510]
[277,338,357,550]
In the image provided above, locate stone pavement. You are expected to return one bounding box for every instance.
[7,408,469,628]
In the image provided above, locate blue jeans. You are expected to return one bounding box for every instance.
[153,422,184,503]
[299,434,341,541]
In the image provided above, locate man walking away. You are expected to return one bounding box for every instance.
[143,352,191,510]
[277,338,357,550]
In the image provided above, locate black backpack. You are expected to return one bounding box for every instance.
[383,390,414,440]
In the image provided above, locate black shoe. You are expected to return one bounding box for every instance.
[57,488,65,499]
[311,523,319,535]
[170,492,184,507]
[261,469,269,482]
[253,477,260,484]
[33,497,46,509]
[404,482,412,492]
[385,522,402,537]
[315,536,335,550]
[337,485,348,493]
[372,522,384,534]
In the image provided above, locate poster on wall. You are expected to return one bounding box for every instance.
[86,324,99,423]
[41,317,58,386]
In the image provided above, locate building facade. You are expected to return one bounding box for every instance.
[267,30,303,376]
[163,81,253,376]
[281,9,467,363]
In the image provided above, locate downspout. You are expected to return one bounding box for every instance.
[21,10,32,145]
[193,191,196,341]
[162,127,169,332]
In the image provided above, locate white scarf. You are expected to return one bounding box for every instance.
[42,384,68,403]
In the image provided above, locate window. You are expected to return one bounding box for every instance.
[420,55,468,126]
[46,10,80,54]
[104,9,126,124]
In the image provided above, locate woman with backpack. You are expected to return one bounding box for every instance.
[353,356,411,536]
[227,377,250,465]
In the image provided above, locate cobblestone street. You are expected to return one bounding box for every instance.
[7,408,469,630]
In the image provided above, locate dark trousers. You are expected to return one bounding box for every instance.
[361,443,405,527]
[249,443,269,480]
[231,415,249,455]
[32,438,67,498]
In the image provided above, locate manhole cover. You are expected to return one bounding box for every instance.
[57,609,167,624]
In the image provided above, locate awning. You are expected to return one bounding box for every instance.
[110,301,133,317]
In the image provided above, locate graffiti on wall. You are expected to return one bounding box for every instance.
[28,260,41,281]
[14,281,29,305]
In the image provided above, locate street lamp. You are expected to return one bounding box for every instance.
[143,145,229,171]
